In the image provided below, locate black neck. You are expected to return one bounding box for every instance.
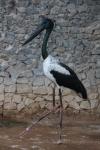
[42,29,52,59]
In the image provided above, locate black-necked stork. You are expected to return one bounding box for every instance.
[22,16,88,143]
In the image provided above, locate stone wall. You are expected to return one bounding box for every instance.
[0,0,100,118]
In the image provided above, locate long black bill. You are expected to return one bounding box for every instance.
[22,24,45,46]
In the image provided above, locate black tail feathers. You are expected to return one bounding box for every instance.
[78,80,88,99]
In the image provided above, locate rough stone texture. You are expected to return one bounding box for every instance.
[80,101,91,110]
[5,84,16,93]
[23,97,33,106]
[4,102,17,110]
[12,95,22,104]
[0,84,4,93]
[17,84,33,93]
[28,102,40,114]
[33,86,48,95]
[90,99,99,109]
[0,94,4,102]
[5,93,14,103]
[17,101,25,112]
[0,0,100,117]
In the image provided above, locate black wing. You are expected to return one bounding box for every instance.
[50,63,87,99]
[58,62,78,79]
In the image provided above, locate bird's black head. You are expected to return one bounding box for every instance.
[40,16,54,30]
[22,16,54,46]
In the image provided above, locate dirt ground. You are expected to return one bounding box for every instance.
[0,112,100,150]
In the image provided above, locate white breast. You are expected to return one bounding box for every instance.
[43,55,56,82]
[43,55,70,83]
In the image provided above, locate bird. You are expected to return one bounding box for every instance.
[22,16,88,143]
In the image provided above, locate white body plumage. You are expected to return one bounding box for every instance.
[43,55,70,86]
